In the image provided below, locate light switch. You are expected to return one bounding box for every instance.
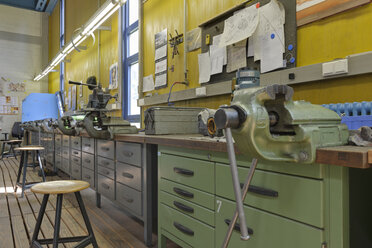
[196,87,207,97]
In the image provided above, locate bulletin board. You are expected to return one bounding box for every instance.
[0,96,19,115]
[297,0,371,26]
[200,0,297,84]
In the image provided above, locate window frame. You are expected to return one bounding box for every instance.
[121,1,140,122]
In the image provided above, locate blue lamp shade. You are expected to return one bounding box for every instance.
[22,93,59,122]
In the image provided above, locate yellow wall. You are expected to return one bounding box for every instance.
[143,0,372,109]
[48,0,60,94]
[48,0,119,113]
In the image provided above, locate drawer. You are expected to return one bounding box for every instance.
[71,136,81,150]
[82,137,95,154]
[55,143,61,152]
[62,135,70,147]
[116,142,141,167]
[97,140,114,158]
[160,190,214,227]
[62,147,69,159]
[71,162,81,180]
[82,168,95,188]
[71,149,81,159]
[46,153,53,163]
[116,182,142,216]
[55,148,61,157]
[216,163,323,228]
[159,178,215,211]
[55,135,62,146]
[71,155,81,165]
[116,162,142,191]
[62,158,70,175]
[97,156,115,170]
[159,154,215,194]
[98,166,115,180]
[159,203,214,248]
[215,197,324,248]
[55,156,62,169]
[97,174,115,200]
[82,152,94,170]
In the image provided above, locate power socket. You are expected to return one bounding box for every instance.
[195,87,207,97]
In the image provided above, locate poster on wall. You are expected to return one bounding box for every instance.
[109,63,118,89]
[297,0,371,26]
[0,96,19,114]
[154,29,168,89]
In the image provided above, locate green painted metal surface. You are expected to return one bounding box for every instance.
[159,178,215,210]
[216,163,324,228]
[215,197,324,248]
[160,190,215,227]
[158,153,215,194]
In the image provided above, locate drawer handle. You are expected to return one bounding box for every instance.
[122,151,133,157]
[101,183,110,190]
[101,169,110,175]
[84,159,91,163]
[240,183,279,198]
[84,175,91,179]
[73,158,79,162]
[74,141,79,145]
[84,144,91,147]
[73,169,79,173]
[73,151,79,155]
[102,161,110,166]
[224,219,254,235]
[122,172,134,179]
[101,147,110,151]
[173,187,194,198]
[173,222,194,236]
[173,167,194,176]
[122,196,134,203]
[173,201,194,213]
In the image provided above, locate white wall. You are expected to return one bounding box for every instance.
[0,4,48,136]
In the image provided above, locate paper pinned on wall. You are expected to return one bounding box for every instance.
[155,45,167,61]
[253,0,285,62]
[198,52,211,84]
[247,38,254,57]
[226,39,247,73]
[186,27,202,52]
[260,31,285,73]
[155,59,167,74]
[212,35,227,65]
[219,4,259,47]
[209,35,226,75]
[143,75,155,92]
[155,72,167,88]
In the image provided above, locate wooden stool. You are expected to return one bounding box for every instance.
[14,146,46,198]
[30,180,98,248]
[1,139,22,159]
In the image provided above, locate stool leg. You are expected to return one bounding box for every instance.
[32,151,36,169]
[30,194,49,247]
[14,151,25,193]
[21,151,29,198]
[37,151,46,182]
[1,142,5,159]
[53,194,63,248]
[75,192,98,248]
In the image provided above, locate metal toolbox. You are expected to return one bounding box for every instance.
[144,107,204,135]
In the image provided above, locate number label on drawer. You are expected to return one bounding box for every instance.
[216,200,222,213]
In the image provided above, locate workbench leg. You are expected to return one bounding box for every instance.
[143,144,153,247]
[95,192,101,208]
[157,234,167,248]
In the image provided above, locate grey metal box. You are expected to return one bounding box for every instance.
[116,162,142,191]
[82,152,94,170]
[71,136,81,150]
[116,182,142,216]
[116,142,141,167]
[97,140,115,158]
[98,174,115,200]
[82,137,95,154]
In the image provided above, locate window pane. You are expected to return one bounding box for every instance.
[129,0,138,26]
[129,63,140,116]
[129,30,138,57]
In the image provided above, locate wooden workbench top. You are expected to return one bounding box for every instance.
[49,131,372,169]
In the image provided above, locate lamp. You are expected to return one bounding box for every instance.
[34,0,126,81]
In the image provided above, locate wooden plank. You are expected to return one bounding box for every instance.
[0,216,14,247]
[11,215,29,248]
[316,146,371,169]
[0,163,9,218]
[45,210,74,248]
[368,150,372,164]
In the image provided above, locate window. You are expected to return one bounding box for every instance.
[60,0,65,92]
[122,0,140,123]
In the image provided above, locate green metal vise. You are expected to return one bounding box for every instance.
[215,85,349,164]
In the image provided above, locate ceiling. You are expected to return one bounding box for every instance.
[0,0,58,14]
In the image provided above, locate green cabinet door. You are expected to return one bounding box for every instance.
[215,197,325,248]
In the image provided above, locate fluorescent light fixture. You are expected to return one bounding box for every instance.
[34,0,125,81]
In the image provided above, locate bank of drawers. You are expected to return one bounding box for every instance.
[70,137,81,180]
[158,153,215,247]
[97,140,115,200]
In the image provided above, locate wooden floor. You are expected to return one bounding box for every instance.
[0,157,147,248]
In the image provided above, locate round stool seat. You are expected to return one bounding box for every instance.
[4,140,22,143]
[14,146,44,151]
[31,180,90,194]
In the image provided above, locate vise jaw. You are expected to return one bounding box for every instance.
[216,85,349,164]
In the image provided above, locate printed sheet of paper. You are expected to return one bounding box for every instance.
[209,35,226,75]
[186,27,202,52]
[155,73,167,88]
[212,35,227,65]
[143,75,155,92]
[260,29,285,73]
[247,38,254,57]
[155,45,167,61]
[155,59,167,74]
[253,0,285,62]
[219,4,259,47]
[198,52,211,84]
[226,40,247,73]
